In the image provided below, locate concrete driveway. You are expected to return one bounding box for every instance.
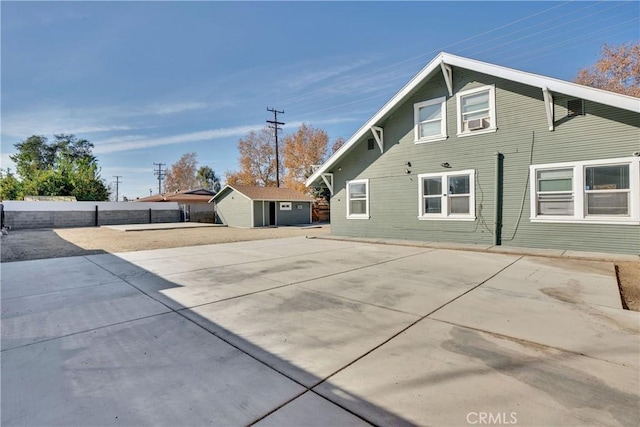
[1,237,638,426]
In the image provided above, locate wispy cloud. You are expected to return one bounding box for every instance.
[286,59,374,90]
[93,116,360,154]
[143,101,210,116]
[93,124,265,154]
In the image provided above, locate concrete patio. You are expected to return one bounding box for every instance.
[1,237,638,426]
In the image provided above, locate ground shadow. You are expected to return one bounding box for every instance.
[1,228,107,263]
[1,250,417,426]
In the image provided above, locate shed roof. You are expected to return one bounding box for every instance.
[136,188,215,203]
[210,185,314,202]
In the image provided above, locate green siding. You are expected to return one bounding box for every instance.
[216,191,252,227]
[276,201,312,225]
[330,68,640,254]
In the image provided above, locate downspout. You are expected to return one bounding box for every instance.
[494,152,503,246]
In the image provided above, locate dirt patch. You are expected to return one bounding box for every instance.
[1,225,329,263]
[616,262,640,312]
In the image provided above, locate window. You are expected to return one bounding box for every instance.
[414,97,447,143]
[456,85,496,136]
[585,165,629,216]
[367,138,375,150]
[279,202,292,210]
[536,169,574,216]
[530,157,639,224]
[418,170,475,220]
[346,179,369,219]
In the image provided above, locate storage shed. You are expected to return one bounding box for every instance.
[211,186,313,227]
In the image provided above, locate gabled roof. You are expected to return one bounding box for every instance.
[136,188,216,203]
[306,52,640,187]
[210,185,314,202]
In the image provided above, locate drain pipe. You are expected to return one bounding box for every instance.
[494,152,503,246]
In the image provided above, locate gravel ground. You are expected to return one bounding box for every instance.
[1,225,637,311]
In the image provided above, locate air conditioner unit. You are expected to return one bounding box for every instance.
[467,118,485,131]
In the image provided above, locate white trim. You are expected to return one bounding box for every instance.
[542,87,554,131]
[306,52,639,188]
[529,157,640,224]
[320,173,334,195]
[417,169,476,221]
[371,126,384,153]
[346,179,370,219]
[440,61,453,97]
[250,200,255,227]
[414,97,447,143]
[456,85,496,137]
[279,202,292,210]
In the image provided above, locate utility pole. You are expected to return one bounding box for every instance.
[153,163,166,195]
[267,107,285,187]
[113,176,122,202]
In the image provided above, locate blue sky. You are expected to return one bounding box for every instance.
[2,1,638,200]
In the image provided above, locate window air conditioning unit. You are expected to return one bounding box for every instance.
[467,118,485,130]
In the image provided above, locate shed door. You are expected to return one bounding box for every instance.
[269,202,276,226]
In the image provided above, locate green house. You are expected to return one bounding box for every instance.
[306,52,640,255]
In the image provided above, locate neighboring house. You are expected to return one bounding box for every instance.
[306,52,640,255]
[137,188,216,222]
[211,185,314,227]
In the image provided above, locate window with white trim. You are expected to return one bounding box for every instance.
[414,97,447,142]
[456,85,496,136]
[346,179,369,219]
[530,157,640,224]
[418,170,475,220]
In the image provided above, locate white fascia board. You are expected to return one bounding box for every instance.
[305,51,640,188]
[210,185,253,202]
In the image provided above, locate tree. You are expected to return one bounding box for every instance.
[196,166,221,192]
[226,127,278,187]
[575,42,640,97]
[281,124,328,193]
[3,134,109,201]
[0,169,23,200]
[331,136,346,154]
[164,152,200,192]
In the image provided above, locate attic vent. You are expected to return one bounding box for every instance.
[567,99,584,117]
[367,138,375,150]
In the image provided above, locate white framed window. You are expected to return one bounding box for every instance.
[279,202,292,210]
[456,85,496,136]
[418,170,475,220]
[414,97,447,143]
[346,179,369,219]
[530,157,640,224]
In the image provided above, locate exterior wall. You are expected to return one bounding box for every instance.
[253,201,268,227]
[189,203,215,223]
[215,192,252,227]
[2,201,180,229]
[276,201,312,225]
[330,69,640,254]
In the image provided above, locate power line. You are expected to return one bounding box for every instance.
[113,176,122,202]
[266,107,285,187]
[153,163,166,195]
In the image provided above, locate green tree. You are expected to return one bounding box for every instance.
[197,166,221,192]
[0,169,23,200]
[6,134,110,200]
